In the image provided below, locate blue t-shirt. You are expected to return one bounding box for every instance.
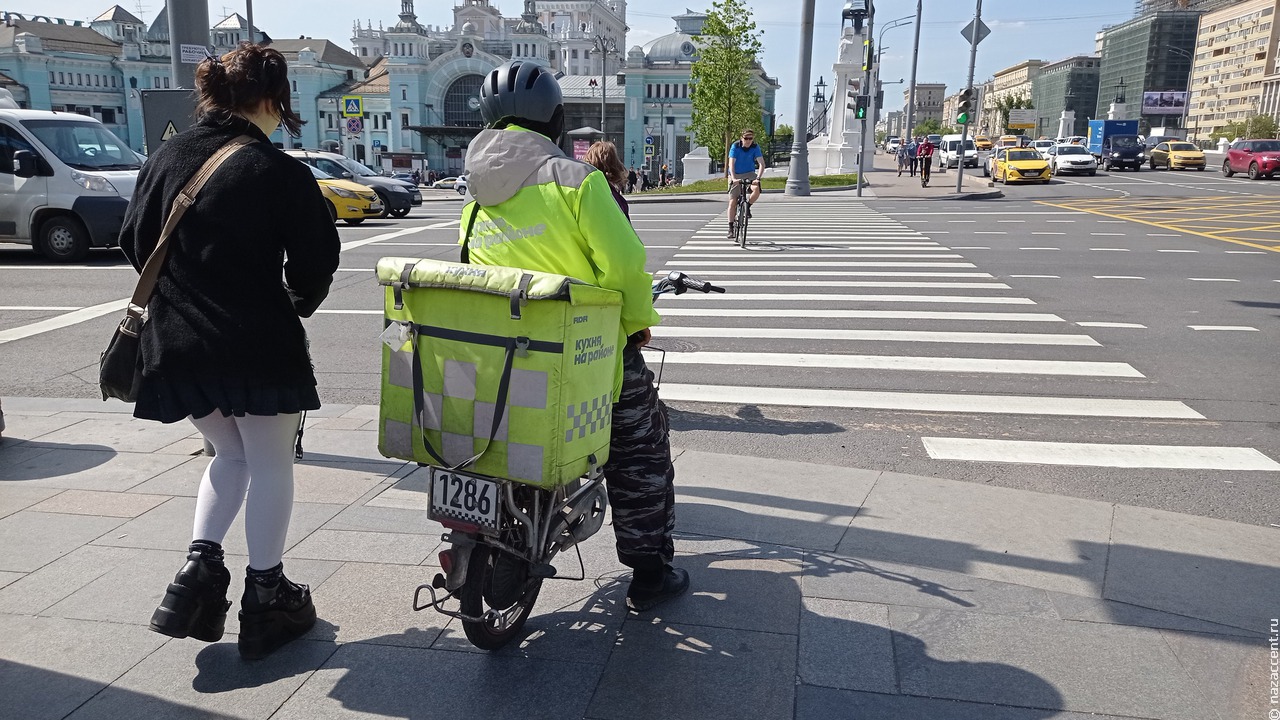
[729,141,763,175]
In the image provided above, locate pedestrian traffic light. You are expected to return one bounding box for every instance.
[956,88,973,126]
[853,95,870,120]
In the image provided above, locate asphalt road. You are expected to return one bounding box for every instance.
[1,172,1276,526]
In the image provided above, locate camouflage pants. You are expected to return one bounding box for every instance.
[605,344,675,572]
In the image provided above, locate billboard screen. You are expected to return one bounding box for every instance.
[1142,92,1188,115]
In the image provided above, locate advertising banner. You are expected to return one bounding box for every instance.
[1142,92,1187,115]
[573,140,590,161]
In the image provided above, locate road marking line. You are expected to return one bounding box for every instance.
[974,232,1007,235]
[1147,233,1182,237]
[1038,200,1280,253]
[997,220,1026,223]
[1009,275,1060,278]
[0,298,127,346]
[711,280,1011,289]
[668,270,994,277]
[1225,251,1266,254]
[1090,233,1126,236]
[0,306,81,311]
[1090,248,1130,251]
[1093,276,1145,279]
[1188,278,1240,282]
[663,293,1035,305]
[1157,249,1198,253]
[1077,322,1147,328]
[674,253,963,259]
[921,438,1277,471]
[647,350,1141,377]
[1188,325,1259,331]
[878,211,1086,216]
[340,226,430,252]
[947,220,977,223]
[1031,232,1065,235]
[659,385,1202,419]
[664,262,977,268]
[653,326,1098,346]
[950,246,989,250]
[658,309,1063,322]
[1020,247,1061,251]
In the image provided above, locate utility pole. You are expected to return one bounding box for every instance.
[855,3,874,198]
[955,0,982,193]
[168,0,211,89]
[592,35,618,142]
[245,0,254,44]
[785,0,816,196]
[905,0,921,142]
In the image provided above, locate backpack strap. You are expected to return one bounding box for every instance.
[459,202,481,264]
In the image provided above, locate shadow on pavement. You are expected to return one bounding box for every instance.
[0,442,115,481]
[667,405,844,436]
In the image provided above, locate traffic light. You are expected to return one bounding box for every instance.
[853,95,870,120]
[956,87,974,126]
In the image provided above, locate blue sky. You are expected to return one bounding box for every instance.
[40,0,1137,127]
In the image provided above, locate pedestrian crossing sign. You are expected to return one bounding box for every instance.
[644,145,654,156]
[342,95,363,118]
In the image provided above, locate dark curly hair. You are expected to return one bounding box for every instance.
[195,42,304,136]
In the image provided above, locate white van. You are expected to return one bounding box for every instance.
[0,107,143,262]
[940,134,979,168]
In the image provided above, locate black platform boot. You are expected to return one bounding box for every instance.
[237,565,316,660]
[149,546,232,642]
[626,565,690,612]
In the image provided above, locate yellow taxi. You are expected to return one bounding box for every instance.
[973,135,993,151]
[304,164,383,225]
[989,147,1051,184]
[1149,141,1206,171]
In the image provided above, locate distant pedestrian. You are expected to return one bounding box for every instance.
[583,140,630,219]
[120,42,339,661]
[627,166,638,193]
[411,169,421,186]
[906,137,919,177]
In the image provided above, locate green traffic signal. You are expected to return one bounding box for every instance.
[956,112,969,125]
[856,106,867,120]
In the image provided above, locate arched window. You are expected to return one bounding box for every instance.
[443,74,486,127]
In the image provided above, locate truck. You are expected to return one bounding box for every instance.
[1087,119,1143,172]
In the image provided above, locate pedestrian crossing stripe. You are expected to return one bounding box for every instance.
[161,121,178,141]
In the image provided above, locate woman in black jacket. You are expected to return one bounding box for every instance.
[120,43,340,660]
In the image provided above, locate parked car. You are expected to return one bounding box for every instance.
[1047,144,1097,176]
[0,108,143,262]
[431,176,468,194]
[884,136,901,153]
[303,164,382,224]
[286,149,421,218]
[1149,141,1205,171]
[1221,139,1280,180]
[986,147,1050,184]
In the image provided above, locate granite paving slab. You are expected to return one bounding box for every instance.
[271,642,600,720]
[0,441,54,468]
[320,503,438,536]
[0,545,146,615]
[800,551,1059,619]
[0,570,24,590]
[284,528,438,565]
[891,606,1214,719]
[798,598,896,694]
[2,397,132,414]
[839,472,1112,596]
[152,437,207,456]
[631,554,804,635]
[287,429,389,464]
[290,461,397,505]
[0,510,125,572]
[1047,592,1263,639]
[1,447,191,491]
[29,488,170,517]
[0,414,89,442]
[796,685,1136,720]
[1104,504,1280,631]
[1159,628,1269,720]
[587,620,797,720]
[307,562,449,649]
[63,636,339,720]
[29,418,198,453]
[0,485,61,519]
[122,456,207,496]
[673,449,876,551]
[95,497,343,558]
[0,614,168,720]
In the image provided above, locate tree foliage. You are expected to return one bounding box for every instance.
[1216,114,1278,141]
[992,93,1034,132]
[689,0,765,163]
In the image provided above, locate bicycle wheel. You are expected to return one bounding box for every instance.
[736,199,750,248]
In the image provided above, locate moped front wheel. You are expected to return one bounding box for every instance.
[458,543,543,650]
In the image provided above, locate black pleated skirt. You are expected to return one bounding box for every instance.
[134,370,321,424]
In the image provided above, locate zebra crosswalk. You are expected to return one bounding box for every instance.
[648,203,1280,473]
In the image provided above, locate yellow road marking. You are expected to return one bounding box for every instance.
[1037,200,1280,253]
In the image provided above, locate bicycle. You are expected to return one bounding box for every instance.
[732,178,754,249]
[919,154,933,187]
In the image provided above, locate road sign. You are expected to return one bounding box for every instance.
[346,117,364,134]
[960,19,990,46]
[644,145,654,156]
[644,135,654,146]
[372,139,382,148]
[1007,108,1037,129]
[341,95,363,118]
[140,89,196,154]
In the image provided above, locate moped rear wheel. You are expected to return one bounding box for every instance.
[458,543,543,650]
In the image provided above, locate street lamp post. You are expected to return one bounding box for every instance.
[1167,46,1194,137]
[648,101,672,175]
[785,0,816,196]
[592,35,619,141]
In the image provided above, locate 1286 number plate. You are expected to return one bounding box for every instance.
[428,468,500,531]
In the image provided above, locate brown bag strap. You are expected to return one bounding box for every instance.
[128,135,256,312]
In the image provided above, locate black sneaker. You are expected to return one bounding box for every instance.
[747,205,753,219]
[149,551,232,642]
[626,566,690,612]
[727,224,736,238]
[237,571,317,660]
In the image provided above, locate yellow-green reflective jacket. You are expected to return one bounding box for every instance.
[459,125,660,339]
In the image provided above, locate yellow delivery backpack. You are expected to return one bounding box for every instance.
[376,257,622,489]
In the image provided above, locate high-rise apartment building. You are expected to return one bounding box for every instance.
[1186,0,1279,139]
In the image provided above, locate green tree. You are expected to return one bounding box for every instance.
[1218,114,1278,141]
[994,92,1034,133]
[914,118,945,136]
[689,0,765,163]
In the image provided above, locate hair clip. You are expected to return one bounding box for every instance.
[203,47,222,65]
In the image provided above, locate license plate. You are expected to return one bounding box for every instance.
[429,468,501,531]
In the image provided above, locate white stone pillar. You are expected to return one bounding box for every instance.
[1057,110,1075,139]
[1107,103,1128,121]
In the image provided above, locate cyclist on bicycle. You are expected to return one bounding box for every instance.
[726,128,763,238]
[917,135,936,183]
[459,61,689,612]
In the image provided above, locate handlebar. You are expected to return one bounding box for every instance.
[652,270,725,299]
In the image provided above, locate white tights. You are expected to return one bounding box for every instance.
[189,411,300,571]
